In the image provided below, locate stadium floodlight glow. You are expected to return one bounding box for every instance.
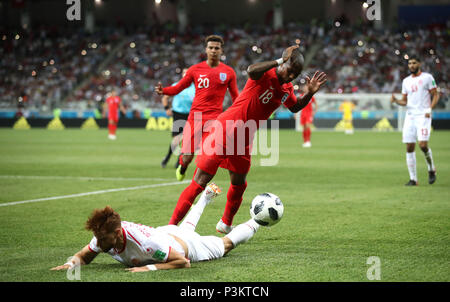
[95,0,102,5]
[362,2,369,9]
[155,0,161,4]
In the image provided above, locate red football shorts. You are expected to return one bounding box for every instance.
[195,151,251,176]
[300,112,313,125]
[108,112,119,123]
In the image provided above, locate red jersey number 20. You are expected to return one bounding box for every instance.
[198,77,210,89]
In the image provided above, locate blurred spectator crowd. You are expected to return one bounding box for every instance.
[0,21,448,114]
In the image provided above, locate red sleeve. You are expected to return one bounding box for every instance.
[282,88,297,109]
[228,70,239,102]
[162,69,194,96]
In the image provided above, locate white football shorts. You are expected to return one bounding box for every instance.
[402,112,432,143]
[157,225,225,263]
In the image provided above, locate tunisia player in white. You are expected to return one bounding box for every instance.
[391,57,439,186]
[50,184,262,272]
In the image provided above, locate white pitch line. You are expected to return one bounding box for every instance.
[0,180,190,207]
[0,175,175,182]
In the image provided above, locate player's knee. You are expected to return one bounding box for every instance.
[193,168,213,187]
[418,141,428,152]
[183,154,194,164]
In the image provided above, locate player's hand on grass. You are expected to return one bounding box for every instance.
[304,71,327,94]
[50,264,72,271]
[155,82,163,95]
[282,45,299,63]
[126,266,150,273]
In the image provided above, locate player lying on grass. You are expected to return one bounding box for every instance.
[50,184,261,272]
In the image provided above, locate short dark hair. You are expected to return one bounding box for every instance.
[408,56,421,62]
[289,48,305,71]
[205,35,224,47]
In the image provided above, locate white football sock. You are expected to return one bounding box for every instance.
[423,148,435,172]
[179,190,211,231]
[225,219,260,247]
[406,152,417,181]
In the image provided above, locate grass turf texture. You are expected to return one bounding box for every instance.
[0,128,448,282]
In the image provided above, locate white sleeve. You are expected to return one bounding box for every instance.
[88,236,102,253]
[142,234,171,263]
[427,74,437,90]
[401,79,407,95]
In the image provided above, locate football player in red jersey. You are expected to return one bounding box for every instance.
[299,88,317,148]
[168,45,327,232]
[103,89,126,140]
[155,35,239,181]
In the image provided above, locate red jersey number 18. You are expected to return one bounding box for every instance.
[259,88,273,104]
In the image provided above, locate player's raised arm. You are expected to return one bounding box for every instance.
[247,45,299,81]
[289,71,327,113]
[50,245,98,271]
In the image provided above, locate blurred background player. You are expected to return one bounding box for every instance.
[299,86,317,148]
[168,45,327,233]
[160,68,195,169]
[155,35,239,181]
[391,57,439,186]
[102,89,126,140]
[50,184,264,272]
[339,99,355,134]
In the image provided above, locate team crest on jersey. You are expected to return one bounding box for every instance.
[281,93,289,104]
[220,72,227,82]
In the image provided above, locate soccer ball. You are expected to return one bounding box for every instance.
[250,193,284,226]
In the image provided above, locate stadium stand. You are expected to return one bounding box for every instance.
[1,22,448,116]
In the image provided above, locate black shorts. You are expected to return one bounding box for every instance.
[172,111,189,137]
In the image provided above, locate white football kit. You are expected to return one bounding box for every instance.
[88,221,225,267]
[401,72,437,143]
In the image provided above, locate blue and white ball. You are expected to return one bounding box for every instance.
[250,193,284,226]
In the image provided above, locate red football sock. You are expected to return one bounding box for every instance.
[109,124,117,135]
[169,179,205,225]
[304,127,311,142]
[222,181,247,226]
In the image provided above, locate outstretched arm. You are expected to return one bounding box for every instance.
[247,45,299,81]
[155,73,193,96]
[289,71,327,113]
[50,245,98,270]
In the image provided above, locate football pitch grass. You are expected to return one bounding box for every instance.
[0,128,448,282]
